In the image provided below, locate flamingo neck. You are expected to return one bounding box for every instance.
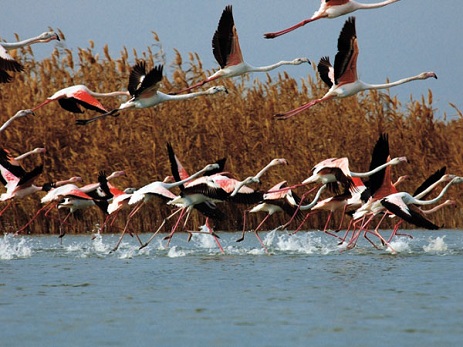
[1,36,44,50]
[410,180,457,206]
[359,74,430,91]
[354,0,399,10]
[299,185,327,211]
[350,159,400,178]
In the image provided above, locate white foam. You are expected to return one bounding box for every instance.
[423,236,448,253]
[167,245,186,257]
[0,234,32,260]
[388,237,412,253]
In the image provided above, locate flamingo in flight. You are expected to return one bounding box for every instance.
[75,62,228,125]
[0,31,59,83]
[303,155,407,194]
[32,85,130,114]
[264,0,400,39]
[172,5,310,95]
[275,16,437,120]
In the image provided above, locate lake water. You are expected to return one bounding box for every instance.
[1,229,462,347]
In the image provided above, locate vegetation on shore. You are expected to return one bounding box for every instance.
[1,34,462,235]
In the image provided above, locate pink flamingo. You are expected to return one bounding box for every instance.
[109,163,221,252]
[264,0,400,39]
[275,16,437,119]
[172,5,310,94]
[32,85,129,114]
[1,31,59,83]
[75,62,228,125]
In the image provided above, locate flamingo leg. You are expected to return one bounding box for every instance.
[236,210,249,242]
[15,202,54,235]
[264,17,321,39]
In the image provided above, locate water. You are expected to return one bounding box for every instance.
[1,229,462,347]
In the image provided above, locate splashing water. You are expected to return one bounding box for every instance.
[388,237,412,253]
[0,234,32,260]
[423,236,448,253]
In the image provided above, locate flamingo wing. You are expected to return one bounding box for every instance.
[325,0,350,5]
[166,142,189,190]
[381,199,439,230]
[194,201,226,220]
[16,165,43,186]
[0,46,23,83]
[334,16,358,85]
[367,133,390,196]
[212,5,243,68]
[58,89,108,114]
[317,56,334,88]
[128,62,163,98]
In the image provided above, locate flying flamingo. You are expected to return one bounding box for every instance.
[0,31,59,83]
[274,16,437,119]
[32,85,130,114]
[264,0,400,39]
[75,62,228,125]
[172,5,310,94]
[0,109,34,132]
[303,155,407,194]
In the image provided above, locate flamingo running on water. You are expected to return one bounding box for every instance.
[172,5,310,94]
[0,31,59,83]
[75,62,228,125]
[264,0,400,39]
[274,16,437,120]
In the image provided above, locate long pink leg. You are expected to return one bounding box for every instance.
[264,16,321,39]
[15,202,55,235]
[253,214,272,253]
[140,208,183,249]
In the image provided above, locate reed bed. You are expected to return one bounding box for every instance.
[1,36,462,236]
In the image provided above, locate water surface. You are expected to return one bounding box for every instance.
[1,230,462,347]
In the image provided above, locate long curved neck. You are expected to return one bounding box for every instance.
[350,158,402,178]
[421,200,454,214]
[89,90,130,98]
[164,165,211,189]
[0,114,19,132]
[299,185,327,211]
[355,0,399,10]
[248,60,297,73]
[411,180,457,206]
[413,176,452,200]
[1,36,43,50]
[14,149,42,161]
[361,74,428,91]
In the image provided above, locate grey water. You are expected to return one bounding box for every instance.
[1,229,463,347]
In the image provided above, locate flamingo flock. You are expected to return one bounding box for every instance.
[0,3,455,254]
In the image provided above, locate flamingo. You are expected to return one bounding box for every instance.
[380,176,463,229]
[172,5,310,94]
[75,62,228,125]
[0,31,59,83]
[0,109,34,132]
[237,180,304,252]
[264,0,400,39]
[32,85,130,114]
[274,16,437,119]
[14,176,83,235]
[303,155,407,193]
[110,163,220,252]
[230,158,289,197]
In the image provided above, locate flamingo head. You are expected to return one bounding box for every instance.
[389,156,408,165]
[37,31,60,42]
[208,86,228,94]
[205,163,220,172]
[421,72,437,80]
[293,57,311,65]
[32,147,46,154]
[106,170,126,180]
[14,109,35,118]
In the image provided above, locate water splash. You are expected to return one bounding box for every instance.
[168,245,186,258]
[423,236,448,253]
[0,234,32,260]
[388,237,412,253]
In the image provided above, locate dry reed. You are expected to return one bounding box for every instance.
[0,36,462,236]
